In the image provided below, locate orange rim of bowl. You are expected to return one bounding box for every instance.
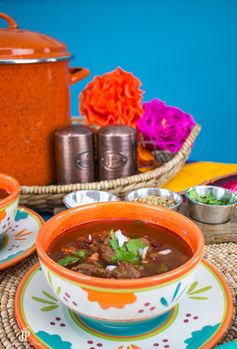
[36,202,205,289]
[14,259,233,349]
[0,207,44,271]
[0,173,19,208]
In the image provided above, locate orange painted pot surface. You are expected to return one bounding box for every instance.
[0,13,89,185]
[37,201,204,289]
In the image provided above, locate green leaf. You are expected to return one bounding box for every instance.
[32,296,56,305]
[110,230,118,250]
[109,231,147,264]
[42,291,58,302]
[56,287,61,296]
[188,281,198,294]
[187,190,200,202]
[110,240,117,250]
[41,305,59,312]
[73,249,87,259]
[112,249,139,264]
[187,190,229,206]
[189,286,212,295]
[47,271,53,288]
[110,229,116,241]
[189,296,208,300]
[126,239,146,254]
[57,256,80,267]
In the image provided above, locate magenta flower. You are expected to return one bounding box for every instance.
[137,99,195,153]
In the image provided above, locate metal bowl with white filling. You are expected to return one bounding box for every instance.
[63,190,120,208]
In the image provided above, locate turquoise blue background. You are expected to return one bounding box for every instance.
[1,0,237,162]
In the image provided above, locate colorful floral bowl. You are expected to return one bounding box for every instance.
[36,202,204,328]
[0,173,19,240]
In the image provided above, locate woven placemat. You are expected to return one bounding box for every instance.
[0,244,236,349]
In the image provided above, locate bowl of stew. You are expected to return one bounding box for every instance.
[36,202,204,326]
[0,173,19,241]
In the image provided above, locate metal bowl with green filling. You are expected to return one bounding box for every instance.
[185,185,237,224]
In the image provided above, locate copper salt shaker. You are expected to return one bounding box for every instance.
[98,125,137,180]
[54,125,95,184]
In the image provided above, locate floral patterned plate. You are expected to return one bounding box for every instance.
[0,206,44,270]
[15,259,232,349]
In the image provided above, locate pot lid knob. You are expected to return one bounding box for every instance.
[0,12,18,29]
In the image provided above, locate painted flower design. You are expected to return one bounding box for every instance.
[14,228,32,241]
[187,281,212,300]
[15,210,29,221]
[0,209,6,223]
[160,282,187,307]
[82,287,136,309]
[32,290,59,312]
[184,323,220,349]
[137,98,195,153]
[36,331,72,349]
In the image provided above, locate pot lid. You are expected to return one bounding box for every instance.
[0,12,71,62]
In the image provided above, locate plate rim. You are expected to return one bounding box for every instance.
[14,259,233,349]
[0,206,44,270]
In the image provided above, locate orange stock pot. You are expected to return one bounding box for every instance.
[0,13,89,185]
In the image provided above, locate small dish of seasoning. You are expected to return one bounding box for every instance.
[125,188,183,211]
[185,185,237,224]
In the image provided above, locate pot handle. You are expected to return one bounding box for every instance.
[69,67,90,84]
[0,13,19,29]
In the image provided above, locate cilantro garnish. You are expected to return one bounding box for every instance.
[57,249,87,267]
[110,230,119,250]
[126,239,146,254]
[188,190,229,206]
[73,249,87,259]
[109,230,147,264]
[57,256,80,267]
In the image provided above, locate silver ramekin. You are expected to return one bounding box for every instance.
[63,190,120,208]
[125,187,183,211]
[185,185,237,224]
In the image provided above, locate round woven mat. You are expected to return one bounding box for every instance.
[0,243,236,349]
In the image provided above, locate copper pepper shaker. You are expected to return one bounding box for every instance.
[54,125,95,184]
[98,125,137,180]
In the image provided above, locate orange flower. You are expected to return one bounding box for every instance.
[137,143,154,163]
[79,67,143,127]
[82,287,137,309]
[137,143,158,173]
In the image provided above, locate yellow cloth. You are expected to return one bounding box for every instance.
[163,162,237,192]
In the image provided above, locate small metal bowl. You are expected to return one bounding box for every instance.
[185,185,237,224]
[125,187,183,211]
[63,190,120,208]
